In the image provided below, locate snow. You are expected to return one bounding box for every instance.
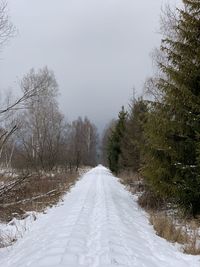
[0,165,199,267]
[0,212,37,247]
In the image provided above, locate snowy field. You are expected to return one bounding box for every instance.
[0,165,199,267]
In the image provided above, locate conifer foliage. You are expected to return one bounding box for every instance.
[120,98,148,172]
[143,0,200,215]
[105,99,147,174]
[107,107,127,174]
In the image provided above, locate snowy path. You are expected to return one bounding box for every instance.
[0,166,199,267]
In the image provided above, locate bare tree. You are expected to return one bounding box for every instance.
[0,0,15,49]
[143,77,163,103]
[160,4,179,41]
[83,117,98,166]
[66,117,98,170]
[144,5,179,102]
[13,67,69,172]
[0,68,58,168]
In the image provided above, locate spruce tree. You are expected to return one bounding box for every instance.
[107,106,127,174]
[143,1,200,215]
[120,98,148,172]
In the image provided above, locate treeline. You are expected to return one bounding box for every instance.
[0,67,98,172]
[101,99,147,175]
[0,2,99,174]
[102,0,200,216]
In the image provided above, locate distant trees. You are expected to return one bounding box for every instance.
[120,98,148,172]
[5,68,99,172]
[101,120,116,167]
[13,68,65,171]
[106,107,127,174]
[0,4,68,172]
[102,100,147,175]
[0,67,98,172]
[66,117,98,171]
[0,9,58,171]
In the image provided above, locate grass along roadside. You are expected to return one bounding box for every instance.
[0,169,83,248]
[149,212,200,255]
[0,171,79,222]
[119,171,200,255]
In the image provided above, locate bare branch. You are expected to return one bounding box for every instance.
[0,173,31,199]
[0,189,58,207]
[0,1,15,49]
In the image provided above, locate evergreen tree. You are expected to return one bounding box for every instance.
[101,120,116,167]
[143,1,200,215]
[120,98,148,172]
[107,106,127,174]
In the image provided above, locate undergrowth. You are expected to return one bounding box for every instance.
[119,170,200,255]
[0,171,79,223]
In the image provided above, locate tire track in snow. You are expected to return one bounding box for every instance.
[103,175,136,267]
[60,172,97,266]
[82,172,114,267]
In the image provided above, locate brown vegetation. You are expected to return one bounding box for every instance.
[119,171,144,194]
[149,213,187,244]
[138,190,166,211]
[149,213,200,255]
[0,171,79,223]
[119,171,200,255]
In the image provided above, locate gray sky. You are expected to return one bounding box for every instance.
[1,0,181,131]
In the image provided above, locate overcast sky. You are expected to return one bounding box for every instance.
[0,0,181,131]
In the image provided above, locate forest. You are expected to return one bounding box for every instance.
[102,0,200,218]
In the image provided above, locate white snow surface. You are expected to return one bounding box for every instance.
[0,165,199,267]
[0,212,37,247]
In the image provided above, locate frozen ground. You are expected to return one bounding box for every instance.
[0,165,199,267]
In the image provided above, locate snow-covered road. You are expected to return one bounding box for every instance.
[0,165,199,267]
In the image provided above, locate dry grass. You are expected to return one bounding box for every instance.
[119,171,200,255]
[183,234,200,255]
[120,171,165,211]
[138,190,166,211]
[0,171,79,223]
[149,213,188,244]
[149,212,200,255]
[183,218,200,255]
[119,171,144,194]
